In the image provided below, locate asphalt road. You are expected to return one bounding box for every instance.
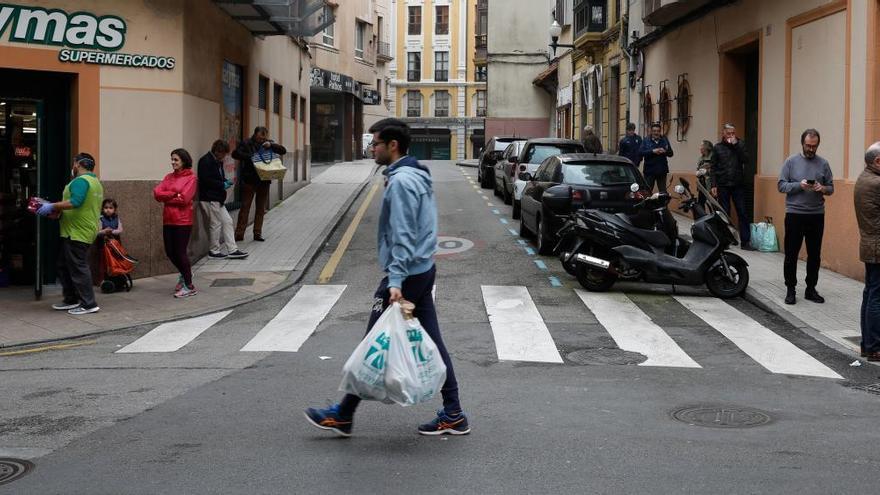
[2,161,879,494]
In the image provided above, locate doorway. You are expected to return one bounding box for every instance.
[608,65,621,151]
[719,36,760,222]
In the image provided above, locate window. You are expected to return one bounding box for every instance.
[476,90,487,117]
[435,6,449,35]
[355,21,366,59]
[258,75,269,110]
[300,96,307,125]
[476,65,487,82]
[322,6,334,45]
[434,51,449,81]
[407,91,422,117]
[562,162,638,186]
[407,52,421,82]
[273,83,282,114]
[376,78,382,96]
[525,144,584,164]
[574,0,606,37]
[434,90,450,117]
[291,92,298,120]
[408,6,421,35]
[555,0,573,25]
[614,0,621,22]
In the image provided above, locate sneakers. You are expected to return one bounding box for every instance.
[784,288,796,305]
[52,300,80,311]
[741,243,757,251]
[418,410,471,436]
[174,275,185,293]
[68,305,100,315]
[304,404,353,437]
[174,285,198,298]
[226,250,249,259]
[804,288,825,304]
[208,251,227,259]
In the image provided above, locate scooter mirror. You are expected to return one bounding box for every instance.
[630,183,640,193]
[673,184,686,194]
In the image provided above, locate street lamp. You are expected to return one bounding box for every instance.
[548,20,575,58]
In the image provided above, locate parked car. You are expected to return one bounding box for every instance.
[362,133,373,158]
[493,138,585,218]
[519,153,646,254]
[478,136,526,189]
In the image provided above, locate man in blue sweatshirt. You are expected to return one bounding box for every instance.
[639,122,674,192]
[305,118,469,437]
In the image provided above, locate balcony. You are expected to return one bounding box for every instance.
[214,0,330,37]
[377,41,393,62]
[573,0,606,41]
[643,0,716,27]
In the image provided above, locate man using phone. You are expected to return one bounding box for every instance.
[777,128,834,305]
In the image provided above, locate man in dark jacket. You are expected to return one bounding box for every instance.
[855,141,880,361]
[710,123,753,250]
[639,122,674,192]
[233,126,287,242]
[198,140,247,259]
[618,122,642,168]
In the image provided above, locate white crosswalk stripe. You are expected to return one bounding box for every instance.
[575,290,701,368]
[241,285,346,352]
[116,310,232,353]
[481,285,564,363]
[675,296,843,379]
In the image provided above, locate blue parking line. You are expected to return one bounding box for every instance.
[508,228,518,235]
[492,209,500,215]
[516,239,527,245]
[500,218,509,225]
[549,276,563,287]
[525,247,536,256]
[534,260,548,270]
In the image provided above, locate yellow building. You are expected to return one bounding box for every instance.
[390,0,486,159]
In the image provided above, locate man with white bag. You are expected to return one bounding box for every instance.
[305,118,469,437]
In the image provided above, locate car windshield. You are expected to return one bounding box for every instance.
[525,144,582,164]
[495,139,521,150]
[562,163,639,186]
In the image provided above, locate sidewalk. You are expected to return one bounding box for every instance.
[675,213,863,356]
[0,160,377,349]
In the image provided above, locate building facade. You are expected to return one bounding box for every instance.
[389,0,486,160]
[309,0,390,162]
[0,0,314,293]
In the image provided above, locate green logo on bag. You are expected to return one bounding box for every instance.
[364,331,390,370]
[406,328,423,342]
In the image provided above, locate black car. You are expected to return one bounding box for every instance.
[493,138,585,213]
[478,136,526,189]
[519,153,646,254]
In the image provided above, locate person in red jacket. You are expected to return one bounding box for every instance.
[153,148,198,298]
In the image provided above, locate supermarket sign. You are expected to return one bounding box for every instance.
[0,4,176,69]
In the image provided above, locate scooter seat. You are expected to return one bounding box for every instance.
[603,212,669,248]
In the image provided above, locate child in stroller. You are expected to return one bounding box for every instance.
[97,199,137,293]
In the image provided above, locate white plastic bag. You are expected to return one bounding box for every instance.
[339,306,395,402]
[384,305,447,406]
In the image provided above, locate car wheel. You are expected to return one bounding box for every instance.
[536,214,554,255]
[512,200,521,220]
[493,177,502,197]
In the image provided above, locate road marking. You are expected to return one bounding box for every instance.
[576,291,701,368]
[317,182,380,283]
[492,209,500,215]
[500,218,509,224]
[549,276,563,287]
[517,239,527,245]
[508,228,518,236]
[525,247,536,256]
[481,285,563,363]
[534,260,547,270]
[481,195,488,200]
[0,340,96,356]
[117,311,232,353]
[675,296,843,379]
[487,202,493,206]
[241,285,346,352]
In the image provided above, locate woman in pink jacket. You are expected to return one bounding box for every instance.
[153,148,198,298]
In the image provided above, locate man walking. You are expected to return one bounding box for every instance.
[198,140,248,259]
[710,123,753,250]
[618,122,642,168]
[233,127,286,242]
[855,142,880,361]
[582,125,603,153]
[305,118,469,437]
[777,129,834,305]
[639,122,673,192]
[37,153,103,315]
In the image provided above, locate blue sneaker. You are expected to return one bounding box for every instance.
[304,404,352,437]
[418,410,471,436]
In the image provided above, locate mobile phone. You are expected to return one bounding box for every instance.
[806,179,816,185]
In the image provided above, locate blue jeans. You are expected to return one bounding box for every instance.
[717,185,751,245]
[862,263,880,353]
[339,265,461,417]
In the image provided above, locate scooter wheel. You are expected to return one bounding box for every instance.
[575,263,617,292]
[705,253,749,298]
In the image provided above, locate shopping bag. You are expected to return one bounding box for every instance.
[384,302,447,406]
[750,217,779,252]
[251,148,286,181]
[339,305,396,402]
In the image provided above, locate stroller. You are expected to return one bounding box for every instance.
[101,238,138,293]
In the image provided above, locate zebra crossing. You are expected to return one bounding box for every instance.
[115,284,843,380]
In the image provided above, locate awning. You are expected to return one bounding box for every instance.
[213,0,331,37]
[532,61,559,93]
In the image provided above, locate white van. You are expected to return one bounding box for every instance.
[362,133,373,158]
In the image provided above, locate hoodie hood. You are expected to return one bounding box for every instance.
[385,155,432,191]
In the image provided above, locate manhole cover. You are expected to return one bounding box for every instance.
[851,383,880,396]
[671,406,772,428]
[566,348,647,366]
[210,278,255,288]
[0,458,34,486]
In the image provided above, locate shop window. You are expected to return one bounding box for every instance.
[407,52,421,82]
[408,6,421,35]
[355,21,366,59]
[407,91,422,117]
[476,90,487,117]
[435,90,450,117]
[322,6,335,46]
[258,76,269,111]
[435,51,449,82]
[435,6,449,35]
[291,92,298,120]
[273,83,282,114]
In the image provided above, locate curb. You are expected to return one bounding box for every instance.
[1,167,381,351]
[456,160,478,168]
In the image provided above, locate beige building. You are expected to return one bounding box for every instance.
[0,0,315,293]
[625,0,876,279]
[309,0,392,162]
[389,0,486,160]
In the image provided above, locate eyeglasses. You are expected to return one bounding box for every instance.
[370,140,385,148]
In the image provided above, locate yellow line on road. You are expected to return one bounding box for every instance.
[0,340,97,356]
[317,182,381,284]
